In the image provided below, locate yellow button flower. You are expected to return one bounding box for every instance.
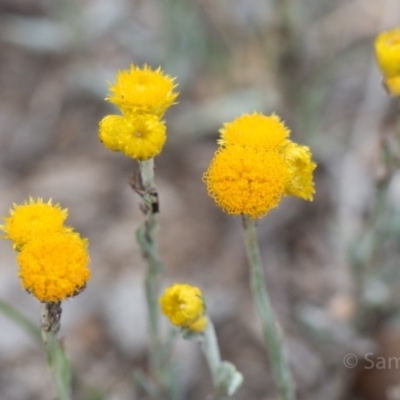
[106,64,179,117]
[375,28,400,78]
[99,113,166,161]
[203,113,316,219]
[17,232,90,302]
[1,198,68,250]
[98,115,128,152]
[99,64,178,160]
[205,145,291,219]
[160,283,207,332]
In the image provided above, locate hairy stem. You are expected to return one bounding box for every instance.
[200,319,243,399]
[41,302,71,400]
[133,159,171,397]
[242,215,295,400]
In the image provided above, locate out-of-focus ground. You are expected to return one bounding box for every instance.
[1,0,400,399]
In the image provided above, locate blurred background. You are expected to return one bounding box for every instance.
[1,0,400,399]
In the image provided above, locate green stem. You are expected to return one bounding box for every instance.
[200,319,243,399]
[40,302,71,400]
[242,215,296,400]
[135,159,167,394]
[201,319,221,387]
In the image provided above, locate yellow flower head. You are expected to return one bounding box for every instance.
[17,232,90,302]
[204,114,316,219]
[99,113,166,161]
[204,145,291,219]
[283,141,316,201]
[218,112,289,149]
[1,198,68,250]
[160,283,206,332]
[375,28,400,78]
[98,115,127,152]
[106,64,179,117]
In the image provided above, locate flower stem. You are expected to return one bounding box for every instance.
[200,319,243,399]
[242,215,296,400]
[201,319,221,386]
[40,302,71,400]
[139,159,162,367]
[133,159,171,396]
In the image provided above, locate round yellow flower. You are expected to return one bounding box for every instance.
[204,113,316,219]
[120,114,166,160]
[384,75,400,96]
[218,113,289,149]
[17,232,90,302]
[98,115,128,152]
[283,141,316,201]
[106,64,179,117]
[160,283,206,332]
[204,145,291,219]
[375,28,400,78]
[1,198,68,250]
[99,113,166,161]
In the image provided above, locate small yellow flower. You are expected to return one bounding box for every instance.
[1,198,69,250]
[283,141,316,201]
[218,113,289,149]
[160,283,206,332]
[99,113,166,161]
[106,64,179,117]
[384,75,400,96]
[375,28,400,78]
[98,115,128,152]
[203,114,316,219]
[17,232,90,302]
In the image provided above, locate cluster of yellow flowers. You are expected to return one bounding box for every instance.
[375,28,400,96]
[160,283,207,332]
[203,113,316,219]
[98,65,179,161]
[1,198,90,303]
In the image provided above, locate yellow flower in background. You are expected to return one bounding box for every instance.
[203,113,316,219]
[218,113,289,149]
[160,283,207,332]
[1,198,68,250]
[384,75,400,96]
[106,64,179,117]
[283,142,316,201]
[375,28,400,78]
[2,198,90,302]
[99,113,166,161]
[17,232,90,302]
